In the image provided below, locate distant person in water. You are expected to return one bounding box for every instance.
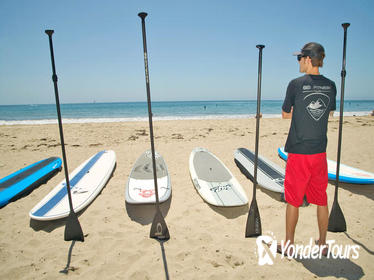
[281,42,336,255]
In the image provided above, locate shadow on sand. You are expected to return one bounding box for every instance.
[208,203,249,219]
[344,232,374,256]
[295,255,364,280]
[158,240,170,280]
[59,241,78,274]
[125,195,172,225]
[332,181,374,201]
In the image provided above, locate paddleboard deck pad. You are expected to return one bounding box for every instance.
[126,150,171,204]
[29,150,116,220]
[0,157,62,208]
[189,147,248,207]
[278,147,374,184]
[234,148,285,194]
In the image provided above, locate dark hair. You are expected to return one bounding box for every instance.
[302,42,325,67]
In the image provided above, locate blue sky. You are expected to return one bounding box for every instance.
[0,0,373,105]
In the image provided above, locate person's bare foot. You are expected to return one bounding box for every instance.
[276,243,295,257]
[315,240,329,257]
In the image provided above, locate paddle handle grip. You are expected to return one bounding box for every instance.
[342,23,350,30]
[138,12,148,20]
[45,29,54,36]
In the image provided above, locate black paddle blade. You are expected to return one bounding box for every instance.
[328,199,347,232]
[150,210,170,241]
[245,199,262,237]
[64,211,84,242]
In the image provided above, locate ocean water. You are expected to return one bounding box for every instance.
[0,100,373,125]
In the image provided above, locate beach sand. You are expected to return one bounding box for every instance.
[0,116,373,279]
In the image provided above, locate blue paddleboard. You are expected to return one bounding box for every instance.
[278,147,374,184]
[0,157,62,207]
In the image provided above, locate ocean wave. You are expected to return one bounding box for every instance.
[0,111,370,126]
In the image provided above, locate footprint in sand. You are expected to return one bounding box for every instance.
[171,133,184,139]
[37,143,48,147]
[128,135,138,141]
[21,145,32,150]
[89,143,101,147]
[135,129,148,136]
[47,143,61,148]
[209,260,223,268]
[225,254,245,268]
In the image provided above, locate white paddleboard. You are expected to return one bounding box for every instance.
[278,147,374,185]
[125,150,171,204]
[234,148,284,193]
[30,150,116,221]
[189,147,248,207]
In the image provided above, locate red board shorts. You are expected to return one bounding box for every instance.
[284,152,328,207]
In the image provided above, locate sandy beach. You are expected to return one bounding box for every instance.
[0,116,373,279]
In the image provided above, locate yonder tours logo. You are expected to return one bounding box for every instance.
[255,232,360,265]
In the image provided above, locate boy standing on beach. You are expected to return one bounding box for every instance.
[281,42,336,253]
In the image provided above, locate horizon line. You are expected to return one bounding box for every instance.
[1,99,374,106]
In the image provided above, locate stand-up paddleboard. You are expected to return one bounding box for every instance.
[30,150,116,220]
[126,150,171,204]
[189,147,248,207]
[234,148,284,193]
[278,147,374,184]
[0,157,62,208]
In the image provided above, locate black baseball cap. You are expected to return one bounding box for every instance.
[293,42,325,59]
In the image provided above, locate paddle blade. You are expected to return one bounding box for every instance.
[328,199,346,232]
[245,199,262,237]
[64,211,84,242]
[150,210,170,241]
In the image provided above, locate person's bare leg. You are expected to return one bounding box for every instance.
[286,203,299,244]
[317,205,328,245]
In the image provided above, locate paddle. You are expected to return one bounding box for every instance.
[328,23,350,232]
[138,12,170,240]
[245,45,265,237]
[45,30,84,242]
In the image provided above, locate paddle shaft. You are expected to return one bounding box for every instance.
[334,23,350,197]
[139,13,161,207]
[45,30,75,212]
[244,44,265,238]
[252,45,265,197]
